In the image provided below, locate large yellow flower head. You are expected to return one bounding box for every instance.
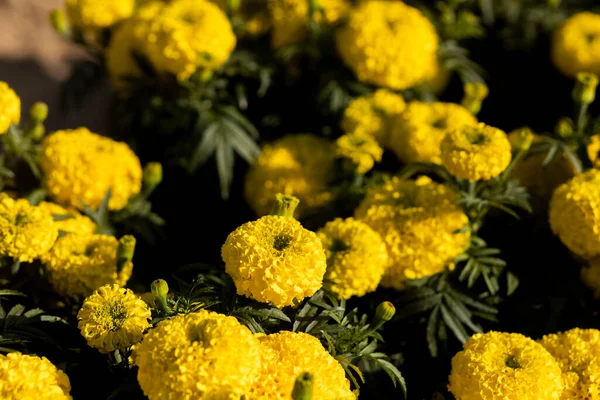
[222,197,327,307]
[355,176,470,289]
[390,101,478,165]
[449,331,564,400]
[582,257,600,298]
[269,0,350,48]
[540,328,600,399]
[0,352,72,400]
[440,123,512,181]
[0,81,20,134]
[317,217,388,299]
[40,128,142,211]
[341,89,406,147]
[66,0,135,30]
[247,331,355,399]
[77,284,151,353]
[0,194,58,262]
[550,169,600,259]
[552,12,600,77]
[335,132,383,174]
[41,234,133,298]
[336,1,439,90]
[134,310,261,400]
[38,201,96,235]
[244,134,334,218]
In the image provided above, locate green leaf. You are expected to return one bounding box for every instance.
[377,359,407,397]
[396,294,442,319]
[440,304,469,343]
[427,306,440,357]
[224,119,261,164]
[542,143,559,168]
[443,294,481,333]
[447,288,498,314]
[507,271,519,296]
[215,130,235,200]
[188,122,218,173]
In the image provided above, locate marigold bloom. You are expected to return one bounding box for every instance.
[0,81,20,134]
[587,134,600,167]
[341,89,406,146]
[134,310,261,400]
[270,0,350,48]
[390,101,478,165]
[440,123,512,181]
[448,331,564,400]
[540,328,600,399]
[247,331,355,399]
[77,284,151,353]
[40,128,142,211]
[317,217,388,299]
[65,0,134,30]
[41,234,133,298]
[0,194,58,262]
[335,133,383,174]
[582,257,600,298]
[244,134,334,218]
[222,214,326,307]
[552,12,600,77]
[38,201,96,235]
[337,1,439,90]
[550,169,600,259]
[0,352,72,400]
[355,176,470,289]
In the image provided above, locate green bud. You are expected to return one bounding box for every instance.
[50,9,71,36]
[30,124,46,141]
[143,162,163,188]
[573,72,599,105]
[151,279,169,300]
[376,301,396,322]
[508,127,534,152]
[461,82,489,115]
[270,194,300,218]
[117,235,136,271]
[556,117,575,138]
[291,372,314,400]
[29,102,48,123]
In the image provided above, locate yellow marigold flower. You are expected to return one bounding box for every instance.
[540,328,600,399]
[41,234,133,298]
[355,176,470,289]
[0,352,72,400]
[552,12,600,77]
[134,310,261,400]
[550,169,600,259]
[38,201,96,235]
[508,130,577,200]
[0,194,58,262]
[448,331,564,400]
[222,212,326,307]
[317,217,388,299]
[270,0,350,48]
[40,127,142,211]
[588,134,600,167]
[440,122,512,181]
[65,0,134,30]
[341,89,406,147]
[390,101,478,165]
[0,81,20,134]
[335,133,383,174]
[582,257,600,298]
[244,134,334,218]
[336,1,439,90]
[77,284,151,353]
[247,331,355,399]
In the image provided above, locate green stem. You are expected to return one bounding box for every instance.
[270,194,300,217]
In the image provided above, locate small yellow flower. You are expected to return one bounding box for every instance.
[38,201,96,235]
[317,217,388,299]
[77,284,151,353]
[540,328,600,399]
[341,89,406,147]
[390,101,478,165]
[0,81,20,134]
[335,133,383,174]
[552,12,600,77]
[269,0,350,48]
[549,169,600,259]
[449,331,564,400]
[41,234,133,298]
[134,310,261,400]
[244,134,334,218]
[222,212,326,307]
[355,176,470,289]
[336,1,439,90]
[247,331,355,399]
[0,352,72,400]
[0,194,58,262]
[440,122,512,181]
[65,0,134,30]
[40,127,142,211]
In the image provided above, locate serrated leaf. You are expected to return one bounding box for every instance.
[188,122,219,173]
[440,304,469,343]
[542,143,559,168]
[482,269,499,295]
[215,131,235,199]
[427,306,440,357]
[447,288,498,314]
[216,105,259,139]
[443,294,481,333]
[396,294,442,319]
[224,120,261,164]
[377,359,407,397]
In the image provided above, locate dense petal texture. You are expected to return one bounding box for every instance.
[335,132,383,174]
[0,81,20,134]
[66,0,134,30]
[552,12,600,77]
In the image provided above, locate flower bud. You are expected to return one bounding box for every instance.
[556,117,575,138]
[572,73,599,105]
[117,235,136,272]
[291,372,314,400]
[50,9,71,36]
[151,279,169,300]
[376,301,396,322]
[143,162,163,188]
[30,124,46,141]
[461,82,489,115]
[270,194,300,217]
[29,102,48,124]
[509,127,535,152]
